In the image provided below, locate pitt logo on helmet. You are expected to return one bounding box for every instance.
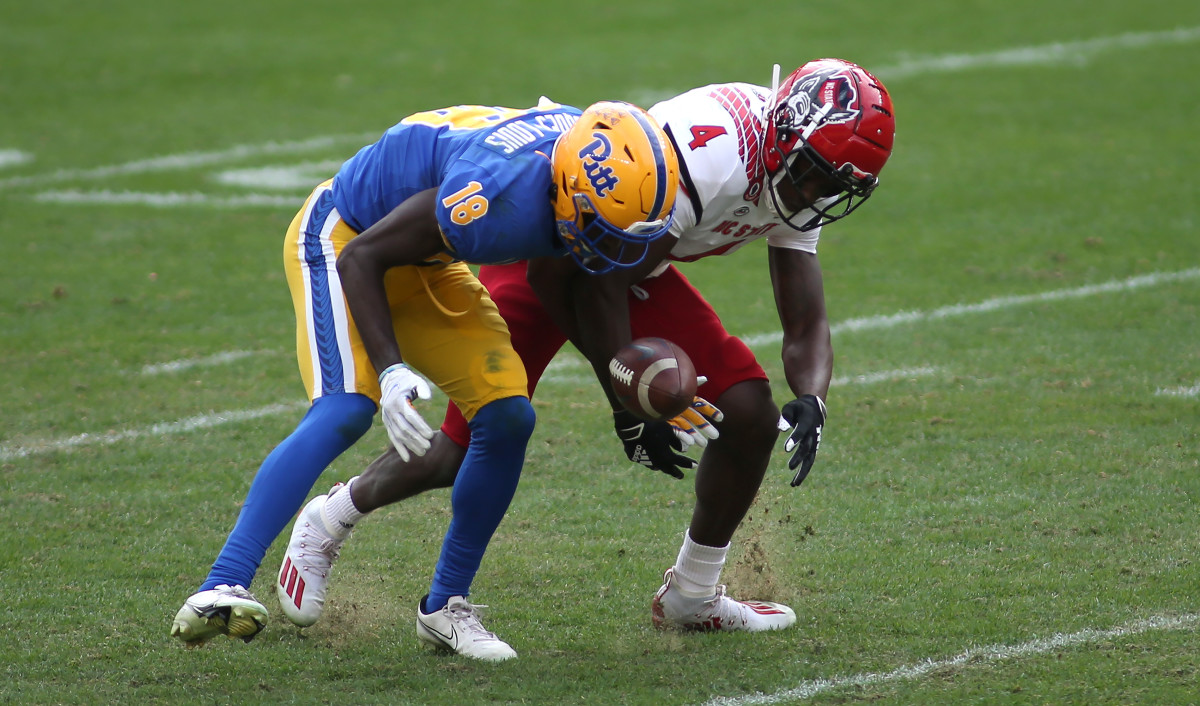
[550,101,681,275]
[578,132,620,197]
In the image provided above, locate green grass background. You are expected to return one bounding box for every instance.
[2,0,1199,703]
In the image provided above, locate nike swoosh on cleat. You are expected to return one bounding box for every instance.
[424,621,458,649]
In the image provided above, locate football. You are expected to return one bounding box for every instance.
[608,337,697,421]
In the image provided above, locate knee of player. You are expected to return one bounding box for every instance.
[716,381,781,445]
[471,395,536,443]
[309,392,377,441]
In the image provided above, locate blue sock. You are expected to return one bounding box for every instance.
[425,396,534,610]
[200,393,375,591]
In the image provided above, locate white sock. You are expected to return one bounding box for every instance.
[669,530,729,598]
[322,476,366,539]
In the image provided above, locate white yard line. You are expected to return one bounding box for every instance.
[33,189,298,208]
[0,403,306,462]
[1155,384,1200,398]
[212,160,346,190]
[875,26,1200,80]
[624,26,1200,124]
[140,350,279,375]
[742,268,1200,347]
[0,133,374,189]
[830,366,939,387]
[697,613,1200,706]
[0,149,34,168]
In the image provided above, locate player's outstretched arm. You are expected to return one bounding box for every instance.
[768,245,833,485]
[337,188,447,460]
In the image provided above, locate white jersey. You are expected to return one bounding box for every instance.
[647,83,821,274]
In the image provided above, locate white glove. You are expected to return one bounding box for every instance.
[667,378,723,449]
[378,363,434,461]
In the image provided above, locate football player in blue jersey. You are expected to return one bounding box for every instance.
[170,99,679,661]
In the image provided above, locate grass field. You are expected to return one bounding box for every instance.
[3,1,1199,704]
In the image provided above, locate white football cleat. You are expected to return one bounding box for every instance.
[651,568,796,632]
[277,488,348,627]
[416,595,517,661]
[170,584,268,646]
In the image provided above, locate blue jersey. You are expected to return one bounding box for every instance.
[331,103,582,265]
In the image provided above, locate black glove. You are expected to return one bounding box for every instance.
[780,395,827,487]
[613,409,696,480]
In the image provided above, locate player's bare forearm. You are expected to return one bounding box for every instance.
[338,248,404,375]
[568,234,678,369]
[570,273,632,360]
[769,246,833,399]
[569,272,634,409]
[531,236,678,409]
[529,255,635,408]
[781,334,832,401]
[527,256,583,341]
[337,189,445,374]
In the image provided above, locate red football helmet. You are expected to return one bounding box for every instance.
[762,58,895,231]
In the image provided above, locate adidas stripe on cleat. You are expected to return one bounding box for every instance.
[277,489,347,627]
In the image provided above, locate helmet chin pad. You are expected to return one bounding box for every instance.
[766,146,878,232]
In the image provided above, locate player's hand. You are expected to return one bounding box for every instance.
[613,409,696,480]
[778,394,827,487]
[378,363,435,462]
[667,394,723,450]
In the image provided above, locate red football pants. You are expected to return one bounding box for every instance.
[440,261,767,447]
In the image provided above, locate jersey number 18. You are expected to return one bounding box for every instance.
[442,181,489,225]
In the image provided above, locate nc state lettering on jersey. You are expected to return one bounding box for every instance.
[710,220,780,239]
[484,113,578,155]
[578,131,620,197]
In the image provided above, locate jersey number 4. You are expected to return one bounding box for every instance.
[442,181,489,225]
[688,125,728,150]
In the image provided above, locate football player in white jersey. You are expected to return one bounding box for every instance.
[278,59,896,636]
